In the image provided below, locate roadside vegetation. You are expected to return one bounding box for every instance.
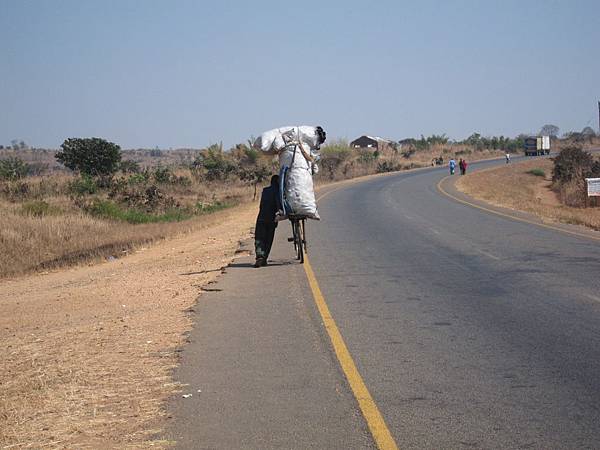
[457,144,600,231]
[2,130,596,277]
[0,139,268,277]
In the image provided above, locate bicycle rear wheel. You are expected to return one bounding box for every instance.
[294,220,304,263]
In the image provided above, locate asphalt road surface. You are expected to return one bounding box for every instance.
[168,158,600,449]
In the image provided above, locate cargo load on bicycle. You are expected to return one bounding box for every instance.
[254,126,326,220]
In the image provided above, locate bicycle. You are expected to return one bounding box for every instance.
[287,214,307,263]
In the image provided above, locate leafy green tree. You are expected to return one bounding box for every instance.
[56,137,122,176]
[193,143,237,181]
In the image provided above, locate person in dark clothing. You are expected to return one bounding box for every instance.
[254,175,281,268]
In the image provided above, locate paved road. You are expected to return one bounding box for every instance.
[168,158,600,449]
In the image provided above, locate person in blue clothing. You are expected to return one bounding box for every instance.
[449,158,456,175]
[254,175,281,268]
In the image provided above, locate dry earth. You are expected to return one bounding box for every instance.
[0,203,257,449]
[456,158,600,231]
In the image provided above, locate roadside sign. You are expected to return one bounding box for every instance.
[586,178,600,197]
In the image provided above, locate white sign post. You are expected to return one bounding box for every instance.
[586,178,600,197]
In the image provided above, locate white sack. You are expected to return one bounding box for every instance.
[254,126,322,154]
[254,126,322,219]
[279,145,319,219]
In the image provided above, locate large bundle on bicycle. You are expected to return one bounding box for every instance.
[254,126,326,220]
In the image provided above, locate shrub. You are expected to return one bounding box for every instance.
[552,146,600,207]
[56,137,122,176]
[21,200,61,217]
[172,175,192,186]
[320,143,353,180]
[376,161,401,173]
[0,157,30,180]
[69,175,98,195]
[357,149,379,163]
[193,144,238,181]
[527,168,545,177]
[0,180,30,201]
[127,171,150,185]
[552,146,596,183]
[401,148,415,159]
[108,183,178,212]
[152,166,173,183]
[120,159,141,173]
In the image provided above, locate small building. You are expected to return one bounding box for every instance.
[350,135,396,150]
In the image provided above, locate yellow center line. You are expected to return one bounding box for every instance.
[302,257,399,450]
[437,176,600,242]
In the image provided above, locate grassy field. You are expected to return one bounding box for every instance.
[0,163,255,278]
[456,158,600,231]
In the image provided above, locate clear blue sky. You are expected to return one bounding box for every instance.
[1,0,598,149]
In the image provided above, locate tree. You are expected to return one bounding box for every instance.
[539,124,559,137]
[238,164,270,200]
[56,137,122,176]
[0,157,30,180]
[581,126,596,137]
[552,146,594,183]
[193,143,237,181]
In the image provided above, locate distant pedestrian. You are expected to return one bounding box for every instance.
[449,158,456,175]
[254,175,281,268]
[506,153,511,163]
[460,159,468,175]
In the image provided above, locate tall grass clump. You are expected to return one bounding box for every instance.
[86,199,191,224]
[527,168,545,177]
[21,200,61,217]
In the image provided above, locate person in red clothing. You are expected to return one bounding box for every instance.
[459,158,468,175]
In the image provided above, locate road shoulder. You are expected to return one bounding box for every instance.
[165,234,374,449]
[439,172,600,242]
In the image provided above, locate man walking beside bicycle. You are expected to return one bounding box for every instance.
[254,174,281,268]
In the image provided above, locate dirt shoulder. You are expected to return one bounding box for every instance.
[456,158,600,231]
[0,203,257,449]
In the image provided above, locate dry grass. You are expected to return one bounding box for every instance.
[0,178,254,278]
[408,144,506,167]
[456,158,600,231]
[0,203,258,449]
